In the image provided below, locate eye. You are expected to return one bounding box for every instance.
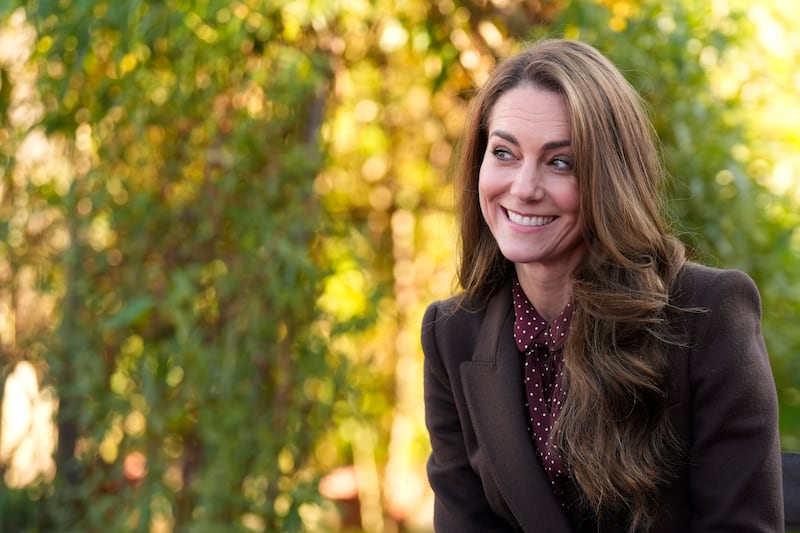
[551,156,573,171]
[491,147,514,161]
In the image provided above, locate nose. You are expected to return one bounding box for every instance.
[509,163,544,201]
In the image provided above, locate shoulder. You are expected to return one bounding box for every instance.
[421,294,485,383]
[422,278,515,337]
[422,294,484,330]
[421,283,514,372]
[421,294,488,356]
[671,262,761,310]
[668,262,765,372]
[669,262,768,375]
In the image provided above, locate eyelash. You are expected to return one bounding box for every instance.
[492,147,513,160]
[491,147,573,171]
[552,157,572,170]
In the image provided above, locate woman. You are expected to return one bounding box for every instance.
[421,39,783,532]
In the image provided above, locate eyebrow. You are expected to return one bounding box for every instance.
[489,130,571,151]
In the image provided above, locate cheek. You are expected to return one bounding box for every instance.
[477,167,488,202]
[477,167,499,218]
[558,181,581,212]
[477,180,490,221]
[477,163,500,200]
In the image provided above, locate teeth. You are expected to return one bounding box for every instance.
[507,210,554,227]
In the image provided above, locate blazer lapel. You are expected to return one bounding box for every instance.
[460,285,574,532]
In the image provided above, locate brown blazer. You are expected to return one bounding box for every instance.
[422,263,783,532]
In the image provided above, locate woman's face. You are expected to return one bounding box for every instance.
[478,84,585,275]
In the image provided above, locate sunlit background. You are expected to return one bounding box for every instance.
[0,0,798,531]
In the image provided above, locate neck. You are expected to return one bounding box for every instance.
[514,264,575,322]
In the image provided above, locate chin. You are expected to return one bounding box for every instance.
[497,248,539,264]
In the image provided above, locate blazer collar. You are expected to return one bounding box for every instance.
[459,282,574,532]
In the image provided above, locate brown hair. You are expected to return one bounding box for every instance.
[454,39,686,530]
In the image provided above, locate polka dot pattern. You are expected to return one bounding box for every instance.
[512,276,573,502]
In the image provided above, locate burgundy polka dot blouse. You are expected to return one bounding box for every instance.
[512,275,573,502]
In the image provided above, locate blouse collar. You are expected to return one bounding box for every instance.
[511,274,573,354]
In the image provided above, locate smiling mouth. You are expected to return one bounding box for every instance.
[506,209,555,227]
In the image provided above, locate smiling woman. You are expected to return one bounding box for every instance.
[421,38,783,532]
[478,85,584,321]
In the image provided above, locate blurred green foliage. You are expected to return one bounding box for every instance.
[2,0,356,531]
[0,0,797,531]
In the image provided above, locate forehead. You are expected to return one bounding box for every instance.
[487,85,569,135]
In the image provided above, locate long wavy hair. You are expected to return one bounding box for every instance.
[454,39,686,531]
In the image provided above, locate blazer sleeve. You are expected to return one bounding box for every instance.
[422,301,519,532]
[685,269,783,531]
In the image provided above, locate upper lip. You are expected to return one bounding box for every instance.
[505,207,550,218]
